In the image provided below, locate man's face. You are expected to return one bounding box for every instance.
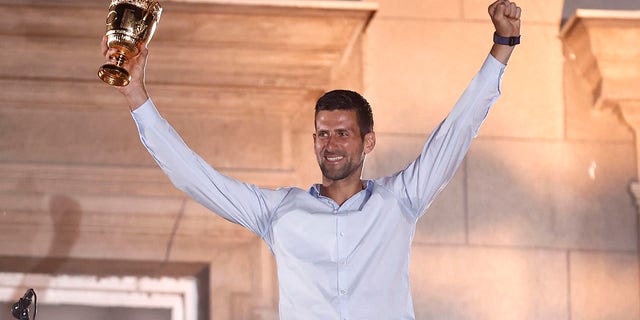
[313,110,375,182]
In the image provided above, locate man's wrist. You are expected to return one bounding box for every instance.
[123,89,150,111]
[493,32,520,46]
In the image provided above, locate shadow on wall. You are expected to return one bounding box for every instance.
[44,195,83,266]
[3,194,83,318]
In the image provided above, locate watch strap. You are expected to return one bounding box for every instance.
[493,32,520,46]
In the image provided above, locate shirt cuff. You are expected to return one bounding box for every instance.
[131,98,163,127]
[480,54,506,79]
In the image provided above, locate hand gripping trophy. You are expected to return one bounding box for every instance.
[98,0,162,86]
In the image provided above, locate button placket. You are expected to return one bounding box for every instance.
[335,213,350,318]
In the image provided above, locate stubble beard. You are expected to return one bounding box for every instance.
[319,157,363,182]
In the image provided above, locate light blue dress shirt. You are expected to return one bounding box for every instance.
[131,54,505,320]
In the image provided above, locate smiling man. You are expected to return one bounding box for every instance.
[313,90,376,205]
[104,0,521,318]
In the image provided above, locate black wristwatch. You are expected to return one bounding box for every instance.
[493,32,520,46]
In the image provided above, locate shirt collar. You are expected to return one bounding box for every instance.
[309,180,374,199]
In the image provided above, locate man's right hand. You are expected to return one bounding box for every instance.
[101,35,150,110]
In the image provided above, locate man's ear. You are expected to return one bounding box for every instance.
[363,131,376,154]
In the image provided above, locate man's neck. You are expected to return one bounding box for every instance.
[320,177,365,206]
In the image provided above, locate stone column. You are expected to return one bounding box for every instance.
[560,9,640,303]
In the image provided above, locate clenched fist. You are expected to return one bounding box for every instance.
[488,0,521,37]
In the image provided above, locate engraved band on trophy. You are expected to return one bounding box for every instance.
[98,0,162,87]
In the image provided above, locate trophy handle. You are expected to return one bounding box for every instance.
[135,1,159,38]
[143,1,159,21]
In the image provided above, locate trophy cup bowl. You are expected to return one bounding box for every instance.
[98,0,162,87]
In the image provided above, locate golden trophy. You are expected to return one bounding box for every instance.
[98,0,162,86]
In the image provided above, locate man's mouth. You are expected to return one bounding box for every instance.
[324,154,344,162]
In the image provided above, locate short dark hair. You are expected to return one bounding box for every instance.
[314,89,374,138]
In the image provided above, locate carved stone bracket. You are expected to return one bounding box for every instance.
[560,9,640,209]
[560,9,640,111]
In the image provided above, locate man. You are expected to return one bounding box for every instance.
[103,0,521,318]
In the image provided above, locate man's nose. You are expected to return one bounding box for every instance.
[324,135,338,151]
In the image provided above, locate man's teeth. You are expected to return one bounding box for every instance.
[326,156,344,161]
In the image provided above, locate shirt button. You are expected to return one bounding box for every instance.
[340,289,347,295]
[339,232,345,237]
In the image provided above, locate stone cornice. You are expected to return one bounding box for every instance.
[560,9,640,110]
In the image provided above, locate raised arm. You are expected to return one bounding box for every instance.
[100,37,283,238]
[379,0,522,219]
